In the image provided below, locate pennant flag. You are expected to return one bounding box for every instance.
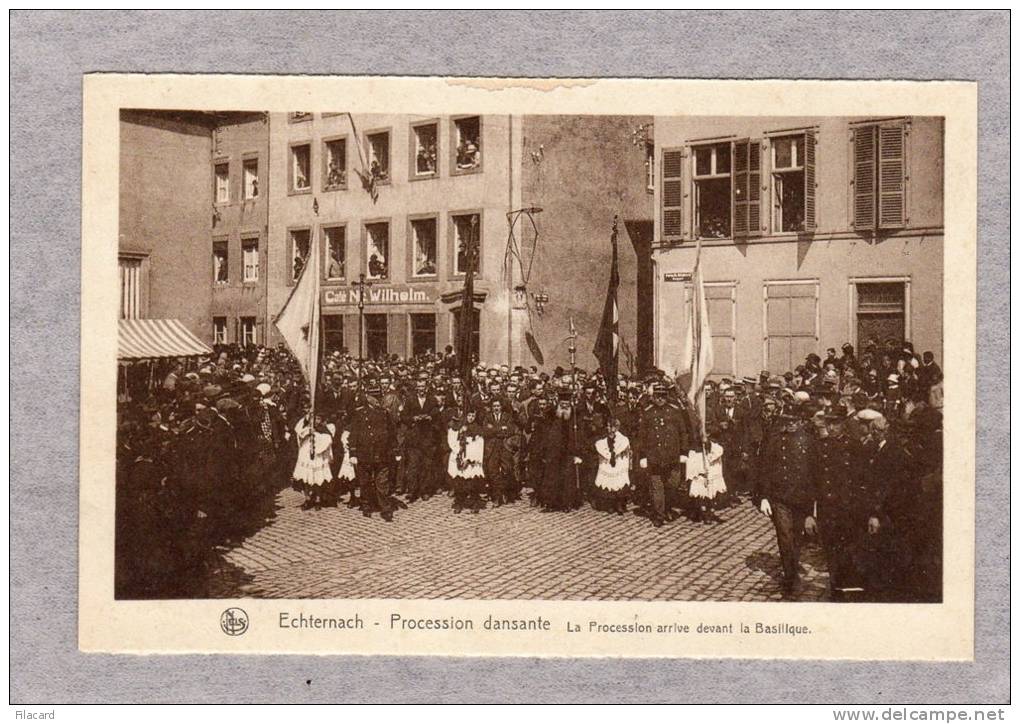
[457,215,479,385]
[274,232,321,405]
[686,239,714,415]
[593,218,621,402]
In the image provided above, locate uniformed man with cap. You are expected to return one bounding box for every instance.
[755,402,818,598]
[347,380,401,522]
[814,404,873,599]
[636,381,691,527]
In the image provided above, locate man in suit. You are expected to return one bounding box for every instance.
[483,397,521,506]
[707,386,747,499]
[400,376,441,502]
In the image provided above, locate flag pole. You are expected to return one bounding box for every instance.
[692,237,710,472]
[308,232,319,459]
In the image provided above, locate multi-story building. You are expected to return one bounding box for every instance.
[119,109,269,345]
[266,112,653,371]
[650,115,944,378]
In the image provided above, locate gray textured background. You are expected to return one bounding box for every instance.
[10,10,1009,704]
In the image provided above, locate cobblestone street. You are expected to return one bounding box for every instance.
[209,488,829,601]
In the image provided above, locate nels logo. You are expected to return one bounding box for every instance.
[220,607,249,636]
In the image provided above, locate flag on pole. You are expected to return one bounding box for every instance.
[686,239,714,411]
[457,215,478,384]
[273,233,321,404]
[593,217,621,402]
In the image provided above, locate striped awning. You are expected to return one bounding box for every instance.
[118,319,212,360]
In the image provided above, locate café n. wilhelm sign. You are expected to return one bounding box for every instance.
[322,285,438,307]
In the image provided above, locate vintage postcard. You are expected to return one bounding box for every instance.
[79,74,976,659]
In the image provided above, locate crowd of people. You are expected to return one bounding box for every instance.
[115,338,943,602]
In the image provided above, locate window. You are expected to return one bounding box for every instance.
[365,222,389,280]
[289,112,312,122]
[119,255,143,319]
[410,313,436,357]
[684,282,736,377]
[412,122,438,177]
[290,143,311,192]
[213,240,229,284]
[324,138,347,190]
[452,307,481,364]
[453,116,481,172]
[410,217,438,277]
[367,132,390,183]
[213,316,228,344]
[242,158,259,199]
[764,281,819,373]
[365,314,389,359]
[324,226,346,280]
[323,314,345,354]
[214,162,229,203]
[769,133,817,233]
[452,213,480,276]
[853,122,907,231]
[240,317,257,347]
[853,280,908,348]
[242,237,259,283]
[692,143,731,239]
[290,229,310,282]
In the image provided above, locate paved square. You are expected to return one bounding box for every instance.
[209,488,829,601]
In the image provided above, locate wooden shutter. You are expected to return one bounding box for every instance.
[878,124,906,229]
[803,131,817,230]
[852,125,877,230]
[733,139,762,239]
[661,148,685,242]
[733,139,749,237]
[747,139,762,236]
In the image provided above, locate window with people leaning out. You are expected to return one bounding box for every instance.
[242,157,259,200]
[411,217,438,277]
[324,226,346,280]
[453,116,481,172]
[365,222,390,280]
[453,214,480,275]
[367,131,390,183]
[324,138,347,190]
[290,228,310,282]
[212,240,228,284]
[413,123,438,177]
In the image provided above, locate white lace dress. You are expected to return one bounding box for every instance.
[686,442,727,500]
[292,419,335,488]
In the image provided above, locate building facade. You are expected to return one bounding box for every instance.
[119,110,269,345]
[650,115,944,378]
[265,112,653,371]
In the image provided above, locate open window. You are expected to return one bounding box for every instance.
[452,116,481,173]
[692,143,731,239]
[242,158,259,200]
[324,226,346,281]
[289,228,310,282]
[367,131,390,184]
[212,240,229,284]
[412,122,438,177]
[324,138,347,190]
[365,222,390,280]
[290,143,311,192]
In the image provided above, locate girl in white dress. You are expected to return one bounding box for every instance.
[447,407,486,513]
[592,417,631,515]
[686,437,727,523]
[292,413,336,510]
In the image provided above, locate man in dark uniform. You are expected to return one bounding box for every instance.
[755,404,817,598]
[400,376,440,502]
[348,381,401,522]
[814,405,874,600]
[636,382,690,527]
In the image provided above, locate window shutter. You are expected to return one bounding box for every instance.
[852,125,877,230]
[878,124,906,229]
[661,148,685,242]
[733,139,749,237]
[747,139,762,237]
[804,131,817,230]
[733,139,762,239]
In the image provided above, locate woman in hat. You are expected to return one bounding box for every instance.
[591,416,631,515]
[292,411,336,511]
[447,405,486,513]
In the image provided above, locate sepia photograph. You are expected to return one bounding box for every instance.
[113,106,944,606]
